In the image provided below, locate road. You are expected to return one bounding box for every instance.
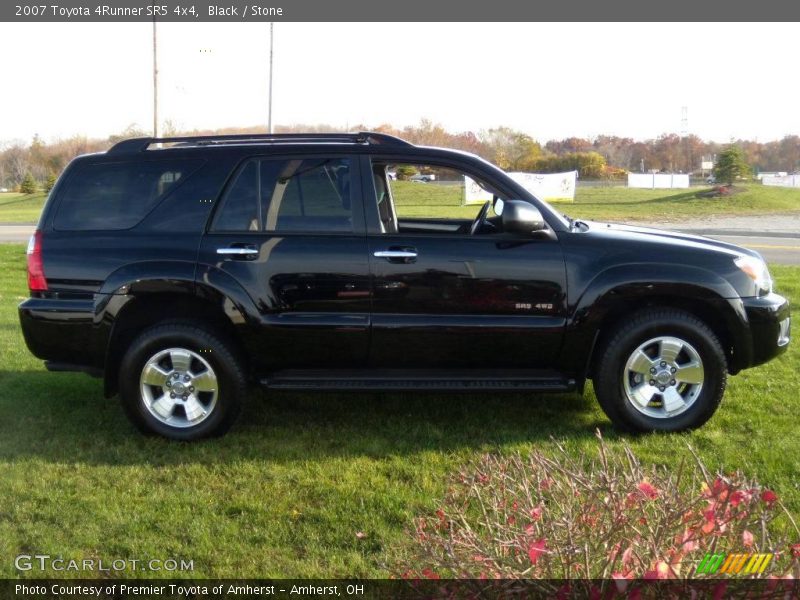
[1,225,799,264]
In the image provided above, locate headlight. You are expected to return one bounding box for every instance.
[734,255,772,295]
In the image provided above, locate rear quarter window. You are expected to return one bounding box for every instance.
[53,159,203,231]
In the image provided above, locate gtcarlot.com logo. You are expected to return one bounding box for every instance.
[15,554,194,573]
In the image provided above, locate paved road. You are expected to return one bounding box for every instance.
[0,225,33,243]
[705,234,800,265]
[1,224,799,264]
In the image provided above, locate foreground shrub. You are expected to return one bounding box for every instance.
[397,432,799,585]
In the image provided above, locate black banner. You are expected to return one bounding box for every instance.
[4,579,800,599]
[3,0,800,22]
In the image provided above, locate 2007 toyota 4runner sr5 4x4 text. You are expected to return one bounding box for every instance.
[19,132,791,440]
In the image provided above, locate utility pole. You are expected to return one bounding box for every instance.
[152,12,159,138]
[267,23,274,134]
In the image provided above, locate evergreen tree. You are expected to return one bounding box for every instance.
[20,172,37,194]
[713,146,750,185]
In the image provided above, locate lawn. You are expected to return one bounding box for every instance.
[0,192,46,224]
[0,243,797,579]
[568,184,800,222]
[390,181,800,223]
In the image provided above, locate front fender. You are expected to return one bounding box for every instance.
[560,263,750,377]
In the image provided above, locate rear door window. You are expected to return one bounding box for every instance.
[54,159,203,230]
[212,157,355,233]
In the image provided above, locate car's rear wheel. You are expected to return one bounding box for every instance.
[593,308,727,432]
[119,321,245,440]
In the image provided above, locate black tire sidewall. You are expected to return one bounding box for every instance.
[119,325,243,440]
[596,312,726,432]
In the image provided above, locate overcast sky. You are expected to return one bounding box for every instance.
[0,22,798,144]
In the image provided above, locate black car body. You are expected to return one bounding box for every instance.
[19,132,791,439]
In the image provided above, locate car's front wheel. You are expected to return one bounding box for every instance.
[593,308,727,432]
[119,321,245,440]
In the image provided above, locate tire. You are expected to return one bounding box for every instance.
[118,321,245,440]
[593,308,727,433]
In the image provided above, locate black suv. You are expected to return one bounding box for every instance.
[19,132,791,440]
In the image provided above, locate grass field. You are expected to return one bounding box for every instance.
[392,181,800,222]
[0,243,798,578]
[0,193,46,224]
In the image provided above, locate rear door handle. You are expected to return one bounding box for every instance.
[217,245,259,259]
[373,248,418,263]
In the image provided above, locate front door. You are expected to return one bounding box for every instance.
[364,158,567,369]
[198,154,371,372]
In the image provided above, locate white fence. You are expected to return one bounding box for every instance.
[762,174,800,188]
[465,171,577,204]
[627,173,690,189]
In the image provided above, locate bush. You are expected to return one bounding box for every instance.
[395,165,418,181]
[396,432,799,586]
[19,172,37,195]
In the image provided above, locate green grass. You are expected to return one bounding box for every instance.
[0,243,798,578]
[0,192,46,224]
[568,184,800,222]
[390,181,800,222]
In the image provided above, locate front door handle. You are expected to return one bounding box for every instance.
[217,245,259,259]
[374,248,418,263]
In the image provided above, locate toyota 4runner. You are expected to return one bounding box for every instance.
[19,132,791,440]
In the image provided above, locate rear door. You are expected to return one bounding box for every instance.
[197,153,371,372]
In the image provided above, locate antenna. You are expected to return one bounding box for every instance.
[680,106,688,137]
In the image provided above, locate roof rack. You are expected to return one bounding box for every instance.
[108,131,412,154]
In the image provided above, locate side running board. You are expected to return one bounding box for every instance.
[259,369,576,392]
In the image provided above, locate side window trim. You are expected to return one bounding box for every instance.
[210,153,365,235]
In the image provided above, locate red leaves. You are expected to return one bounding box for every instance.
[527,539,547,565]
[529,505,543,521]
[637,480,659,500]
[761,489,778,506]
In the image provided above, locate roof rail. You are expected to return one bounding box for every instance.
[107,131,412,154]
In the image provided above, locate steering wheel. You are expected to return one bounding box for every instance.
[469,200,492,235]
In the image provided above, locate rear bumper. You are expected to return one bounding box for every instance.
[741,293,790,369]
[18,297,106,369]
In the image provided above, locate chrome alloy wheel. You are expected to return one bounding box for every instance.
[139,348,218,428]
[622,336,704,419]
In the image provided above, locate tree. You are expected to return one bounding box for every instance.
[20,172,37,194]
[44,173,57,194]
[395,165,417,180]
[713,146,750,185]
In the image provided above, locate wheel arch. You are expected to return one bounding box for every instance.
[585,292,747,380]
[102,283,253,398]
[563,263,752,383]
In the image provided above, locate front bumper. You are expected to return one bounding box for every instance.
[742,293,790,368]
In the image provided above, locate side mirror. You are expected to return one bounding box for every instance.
[500,200,546,234]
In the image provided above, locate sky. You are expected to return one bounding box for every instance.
[1,22,798,145]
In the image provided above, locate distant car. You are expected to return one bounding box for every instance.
[0,188,9,192]
[706,175,716,184]
[409,174,435,183]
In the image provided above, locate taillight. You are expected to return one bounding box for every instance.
[26,230,48,292]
